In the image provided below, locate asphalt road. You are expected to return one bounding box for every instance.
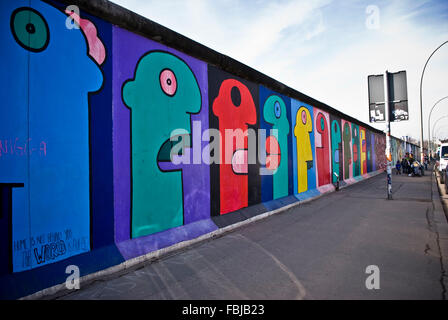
[56,170,448,300]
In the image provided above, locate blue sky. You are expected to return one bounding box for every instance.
[110,0,448,142]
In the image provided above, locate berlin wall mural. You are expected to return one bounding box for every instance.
[390,138,418,165]
[113,27,212,244]
[122,51,202,237]
[375,134,387,169]
[371,132,377,172]
[342,120,353,180]
[352,123,361,178]
[330,115,343,184]
[0,0,106,272]
[259,87,293,202]
[360,127,367,175]
[208,67,260,216]
[391,139,399,165]
[366,131,373,173]
[291,100,316,195]
[314,108,332,187]
[0,0,417,299]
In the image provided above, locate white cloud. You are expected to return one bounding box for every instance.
[110,0,448,142]
[110,0,330,64]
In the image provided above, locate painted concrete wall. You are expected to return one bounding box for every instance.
[0,0,418,299]
[390,138,419,165]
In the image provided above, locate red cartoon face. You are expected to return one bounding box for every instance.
[315,112,331,186]
[316,113,329,147]
[212,78,257,215]
[212,78,257,172]
[212,79,257,128]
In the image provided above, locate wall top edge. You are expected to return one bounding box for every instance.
[57,0,419,141]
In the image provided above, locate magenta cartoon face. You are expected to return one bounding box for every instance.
[0,0,105,271]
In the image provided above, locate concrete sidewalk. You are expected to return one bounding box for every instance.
[52,169,448,300]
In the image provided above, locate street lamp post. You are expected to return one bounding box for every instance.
[434,127,448,140]
[432,115,448,144]
[427,96,448,156]
[434,129,447,142]
[433,128,447,151]
[432,116,448,162]
[384,71,393,199]
[419,40,448,163]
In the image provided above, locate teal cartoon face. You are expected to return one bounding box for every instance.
[123,52,201,163]
[331,120,342,183]
[122,51,202,238]
[343,122,352,179]
[263,96,290,131]
[263,95,290,199]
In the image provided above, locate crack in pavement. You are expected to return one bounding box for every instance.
[235,234,308,300]
[425,206,447,300]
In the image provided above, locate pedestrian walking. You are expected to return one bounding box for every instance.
[395,160,401,175]
[401,158,408,174]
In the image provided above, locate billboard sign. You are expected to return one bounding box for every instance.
[368,71,408,123]
[368,74,385,123]
[388,71,409,121]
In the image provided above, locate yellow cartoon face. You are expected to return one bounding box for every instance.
[295,106,313,162]
[294,106,313,193]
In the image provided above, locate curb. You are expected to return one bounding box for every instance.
[434,169,448,223]
[22,169,385,300]
[432,169,448,300]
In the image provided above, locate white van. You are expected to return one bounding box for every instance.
[439,143,448,171]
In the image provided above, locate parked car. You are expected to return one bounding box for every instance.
[439,143,448,184]
[445,169,448,194]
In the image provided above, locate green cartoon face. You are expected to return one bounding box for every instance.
[122,51,202,238]
[263,96,289,132]
[263,95,290,198]
[123,51,201,163]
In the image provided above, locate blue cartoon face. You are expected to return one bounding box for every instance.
[10,7,50,52]
[0,0,104,272]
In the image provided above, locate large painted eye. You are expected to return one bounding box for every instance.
[160,69,177,96]
[274,101,281,118]
[301,110,307,124]
[231,86,241,107]
[11,7,49,52]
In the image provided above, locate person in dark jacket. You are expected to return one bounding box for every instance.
[395,160,402,175]
[401,158,408,174]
